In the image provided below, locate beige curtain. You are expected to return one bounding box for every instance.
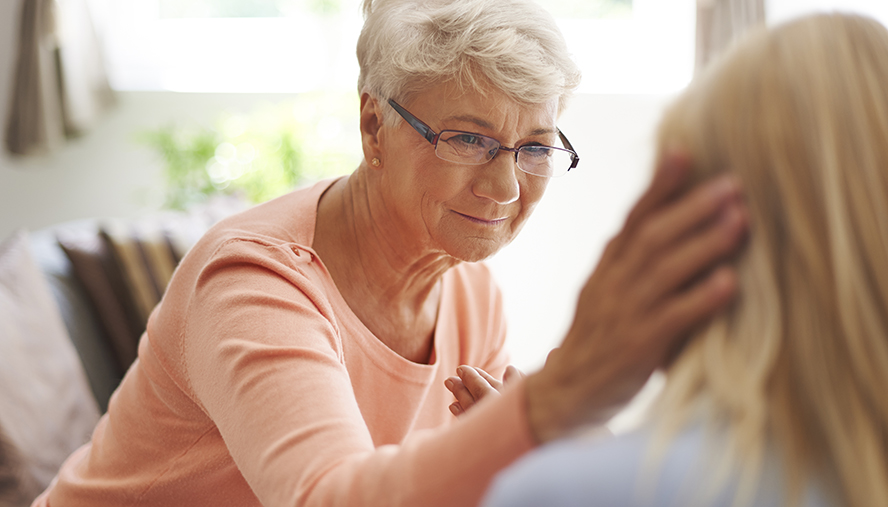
[695,0,766,74]
[5,0,115,156]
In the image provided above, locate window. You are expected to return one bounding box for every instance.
[89,0,695,94]
[548,0,696,93]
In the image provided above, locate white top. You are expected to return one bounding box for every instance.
[482,424,836,507]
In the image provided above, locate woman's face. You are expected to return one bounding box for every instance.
[371,81,558,263]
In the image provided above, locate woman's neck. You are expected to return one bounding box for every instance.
[313,168,458,363]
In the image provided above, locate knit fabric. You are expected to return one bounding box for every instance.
[35,179,536,507]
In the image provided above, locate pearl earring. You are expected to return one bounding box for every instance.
[371,157,381,167]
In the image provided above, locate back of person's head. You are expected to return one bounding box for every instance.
[356,0,581,125]
[653,13,888,507]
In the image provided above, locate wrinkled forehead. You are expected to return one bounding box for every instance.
[404,78,560,131]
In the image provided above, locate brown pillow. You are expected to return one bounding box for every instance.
[57,228,141,375]
[135,224,177,296]
[100,221,162,326]
[57,219,184,375]
[55,197,247,374]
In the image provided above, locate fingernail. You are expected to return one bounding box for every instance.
[720,204,741,226]
[456,366,465,377]
[712,266,737,295]
[449,404,461,416]
[444,379,453,390]
[712,176,739,199]
[664,142,687,162]
[662,148,690,177]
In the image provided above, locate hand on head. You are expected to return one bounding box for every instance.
[523,149,747,442]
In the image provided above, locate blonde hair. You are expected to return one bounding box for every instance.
[356,0,581,124]
[653,13,888,507]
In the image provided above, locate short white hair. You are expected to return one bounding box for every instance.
[357,0,581,124]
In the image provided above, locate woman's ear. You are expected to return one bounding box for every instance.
[360,93,384,166]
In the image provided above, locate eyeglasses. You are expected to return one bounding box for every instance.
[388,99,579,178]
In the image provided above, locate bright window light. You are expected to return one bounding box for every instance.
[560,0,696,94]
[89,0,696,95]
[767,0,888,26]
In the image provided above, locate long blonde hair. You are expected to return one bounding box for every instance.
[653,13,888,507]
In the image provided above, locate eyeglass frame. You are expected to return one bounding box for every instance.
[387,99,580,177]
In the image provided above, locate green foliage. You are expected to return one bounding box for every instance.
[139,92,361,210]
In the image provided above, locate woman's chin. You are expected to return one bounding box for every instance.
[444,237,510,263]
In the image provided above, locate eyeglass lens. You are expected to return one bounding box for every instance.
[436,131,574,178]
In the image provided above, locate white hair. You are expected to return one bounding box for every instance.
[356,0,581,124]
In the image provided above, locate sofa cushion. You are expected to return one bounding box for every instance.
[53,196,247,378]
[56,226,143,376]
[29,224,121,413]
[100,219,171,327]
[0,230,100,498]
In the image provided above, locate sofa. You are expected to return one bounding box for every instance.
[0,197,244,506]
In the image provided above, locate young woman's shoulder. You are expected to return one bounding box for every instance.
[481,425,835,507]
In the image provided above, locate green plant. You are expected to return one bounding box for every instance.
[139,92,361,210]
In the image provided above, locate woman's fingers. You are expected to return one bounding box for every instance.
[444,366,515,417]
[621,174,745,328]
[503,365,525,385]
[525,160,749,442]
[617,175,743,285]
[636,196,747,309]
[472,367,505,391]
[457,366,500,401]
[445,365,527,418]
[647,265,738,360]
[444,376,476,413]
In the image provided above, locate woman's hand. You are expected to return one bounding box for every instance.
[525,150,748,443]
[445,365,525,416]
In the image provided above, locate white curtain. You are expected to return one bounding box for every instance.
[5,0,115,156]
[696,0,766,74]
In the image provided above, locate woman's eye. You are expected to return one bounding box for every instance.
[522,145,551,158]
[453,134,481,145]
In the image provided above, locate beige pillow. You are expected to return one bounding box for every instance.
[0,230,100,496]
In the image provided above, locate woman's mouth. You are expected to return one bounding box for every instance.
[454,211,509,226]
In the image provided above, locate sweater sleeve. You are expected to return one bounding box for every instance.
[181,239,536,507]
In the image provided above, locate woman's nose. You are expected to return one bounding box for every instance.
[471,151,520,204]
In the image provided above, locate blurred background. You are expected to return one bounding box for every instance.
[1,0,886,380]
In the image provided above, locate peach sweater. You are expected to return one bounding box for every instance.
[35,179,536,507]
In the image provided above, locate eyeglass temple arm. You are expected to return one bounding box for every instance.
[388,99,437,144]
[558,129,580,170]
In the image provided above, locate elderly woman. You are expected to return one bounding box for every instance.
[482,12,888,507]
[33,0,746,506]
